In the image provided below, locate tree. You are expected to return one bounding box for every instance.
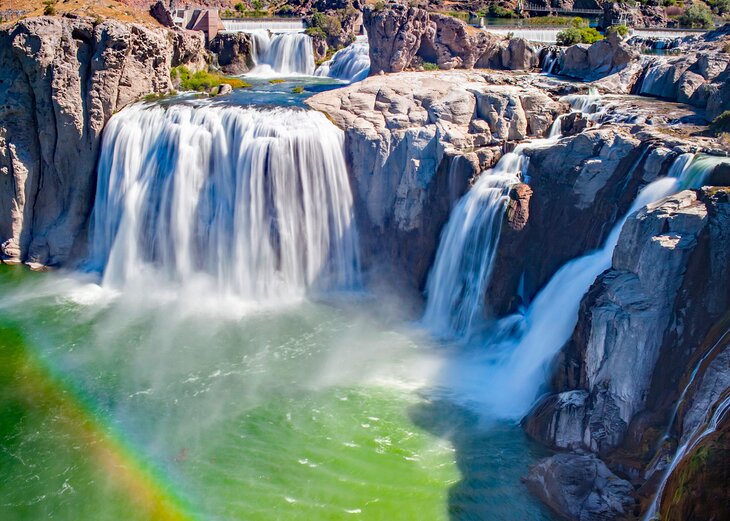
[679,4,714,28]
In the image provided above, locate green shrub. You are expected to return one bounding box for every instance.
[310,11,342,38]
[679,4,714,28]
[171,66,250,92]
[489,5,516,18]
[234,3,245,13]
[608,24,630,37]
[708,0,730,15]
[292,86,304,94]
[269,79,285,84]
[523,16,587,26]
[43,0,56,16]
[305,26,326,39]
[556,26,604,46]
[710,111,730,134]
[422,61,439,71]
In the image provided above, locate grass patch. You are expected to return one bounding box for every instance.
[422,61,440,71]
[171,66,250,92]
[710,111,730,135]
[143,91,178,102]
[269,79,286,84]
[292,86,304,94]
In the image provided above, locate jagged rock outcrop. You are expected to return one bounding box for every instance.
[559,32,640,86]
[602,1,670,29]
[307,70,567,288]
[523,187,730,518]
[485,128,690,317]
[362,5,539,74]
[524,453,634,521]
[0,16,207,267]
[209,32,254,74]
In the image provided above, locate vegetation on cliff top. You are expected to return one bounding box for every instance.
[556,18,604,46]
[171,66,250,93]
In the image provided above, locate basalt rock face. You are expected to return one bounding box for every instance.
[209,32,254,74]
[485,128,692,317]
[363,5,539,74]
[559,32,640,86]
[307,70,567,289]
[524,188,730,519]
[0,16,207,267]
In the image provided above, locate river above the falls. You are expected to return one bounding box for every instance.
[0,266,556,521]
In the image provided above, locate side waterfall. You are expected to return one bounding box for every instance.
[432,152,720,417]
[247,30,315,76]
[422,148,529,338]
[644,392,730,521]
[315,35,371,83]
[89,104,359,301]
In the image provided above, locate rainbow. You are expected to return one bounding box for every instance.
[0,324,195,521]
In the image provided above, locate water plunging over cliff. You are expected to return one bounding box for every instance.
[644,392,730,521]
[315,36,371,83]
[89,103,359,301]
[437,153,717,418]
[422,149,528,338]
[247,30,315,76]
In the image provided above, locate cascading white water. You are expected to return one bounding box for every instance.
[484,27,561,43]
[422,149,529,338]
[643,392,730,521]
[246,30,315,76]
[541,49,559,75]
[89,103,359,302]
[315,35,371,83]
[434,152,721,417]
[481,154,698,415]
[423,116,573,339]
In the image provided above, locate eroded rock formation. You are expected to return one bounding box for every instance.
[0,16,206,267]
[307,70,567,288]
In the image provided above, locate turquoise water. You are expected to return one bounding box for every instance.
[0,266,557,520]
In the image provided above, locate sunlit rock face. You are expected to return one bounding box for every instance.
[0,16,206,268]
[307,70,567,289]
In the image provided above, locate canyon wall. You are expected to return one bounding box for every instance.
[0,16,206,268]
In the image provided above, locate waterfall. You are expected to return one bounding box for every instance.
[246,30,315,76]
[643,392,730,521]
[435,153,719,417]
[637,57,667,97]
[484,27,561,44]
[315,36,371,83]
[541,48,559,75]
[89,103,359,301]
[422,149,529,338]
[481,153,703,415]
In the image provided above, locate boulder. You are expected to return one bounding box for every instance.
[209,32,254,74]
[524,453,634,521]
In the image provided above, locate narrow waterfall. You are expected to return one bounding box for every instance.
[315,36,371,83]
[476,153,715,417]
[541,48,559,75]
[643,393,730,521]
[637,57,668,97]
[89,104,359,301]
[422,147,529,338]
[247,30,315,76]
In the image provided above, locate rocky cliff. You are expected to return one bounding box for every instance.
[307,70,568,288]
[0,16,206,268]
[362,4,541,74]
[522,187,730,520]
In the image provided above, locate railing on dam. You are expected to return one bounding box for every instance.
[221,18,306,33]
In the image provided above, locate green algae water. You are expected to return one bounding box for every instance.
[0,266,556,521]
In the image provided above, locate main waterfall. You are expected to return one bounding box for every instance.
[89,103,359,301]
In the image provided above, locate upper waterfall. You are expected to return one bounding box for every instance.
[247,30,316,76]
[89,103,360,301]
[315,36,371,83]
